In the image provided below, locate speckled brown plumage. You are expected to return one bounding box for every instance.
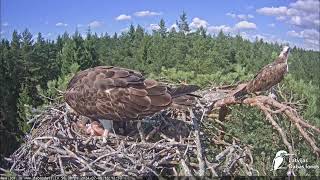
[64,66,199,121]
[234,46,290,97]
[246,57,288,93]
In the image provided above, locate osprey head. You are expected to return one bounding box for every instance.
[279,46,290,58]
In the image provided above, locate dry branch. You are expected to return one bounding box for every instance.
[2,96,253,176]
[210,86,320,158]
[2,84,314,176]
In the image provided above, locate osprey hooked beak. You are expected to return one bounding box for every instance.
[280,46,290,58]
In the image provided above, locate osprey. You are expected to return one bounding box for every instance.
[64,66,199,136]
[234,46,290,98]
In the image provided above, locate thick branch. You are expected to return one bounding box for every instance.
[213,94,320,157]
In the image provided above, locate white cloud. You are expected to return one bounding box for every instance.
[115,14,132,21]
[276,16,287,21]
[287,30,302,38]
[41,32,53,39]
[256,0,320,29]
[77,24,84,28]
[207,25,233,34]
[256,0,319,50]
[290,0,319,13]
[207,27,290,47]
[120,27,129,32]
[190,17,209,29]
[287,28,320,50]
[256,6,288,16]
[134,10,162,17]
[248,14,255,19]
[238,32,249,39]
[301,29,319,39]
[0,30,5,34]
[305,38,319,46]
[290,16,302,26]
[246,33,291,46]
[81,34,87,39]
[246,5,255,10]
[56,22,68,27]
[226,13,254,20]
[304,38,320,50]
[226,13,237,18]
[206,25,299,49]
[88,20,103,28]
[268,23,275,27]
[169,23,178,30]
[149,24,160,30]
[207,21,256,34]
[2,22,9,27]
[234,21,257,30]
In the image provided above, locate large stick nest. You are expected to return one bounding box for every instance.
[3,85,319,176]
[4,93,256,176]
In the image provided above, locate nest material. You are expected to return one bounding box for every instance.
[4,95,255,176]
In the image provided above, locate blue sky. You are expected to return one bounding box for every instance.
[1,0,319,50]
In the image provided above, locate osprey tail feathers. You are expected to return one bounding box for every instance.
[233,86,248,98]
[169,85,200,109]
[168,85,200,98]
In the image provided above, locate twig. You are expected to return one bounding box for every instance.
[189,109,206,176]
[58,155,65,175]
[180,159,193,176]
[259,105,295,175]
[62,146,100,176]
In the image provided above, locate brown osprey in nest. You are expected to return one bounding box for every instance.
[64,66,199,136]
[234,46,290,98]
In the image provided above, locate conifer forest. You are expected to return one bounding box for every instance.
[0,12,319,176]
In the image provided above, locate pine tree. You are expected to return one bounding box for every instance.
[158,19,167,38]
[128,24,135,42]
[58,39,76,75]
[0,15,320,171]
[83,31,99,68]
[17,85,31,134]
[177,11,190,33]
[135,25,145,40]
[198,26,207,38]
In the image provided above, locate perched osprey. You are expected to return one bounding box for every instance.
[64,66,199,136]
[234,46,290,98]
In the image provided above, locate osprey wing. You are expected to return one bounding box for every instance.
[65,66,172,121]
[246,62,287,93]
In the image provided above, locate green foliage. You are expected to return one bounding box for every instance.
[281,74,320,123]
[220,73,320,176]
[17,85,32,134]
[151,64,250,87]
[177,11,190,33]
[0,13,319,174]
[37,63,80,104]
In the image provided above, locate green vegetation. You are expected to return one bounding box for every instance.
[0,13,319,175]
